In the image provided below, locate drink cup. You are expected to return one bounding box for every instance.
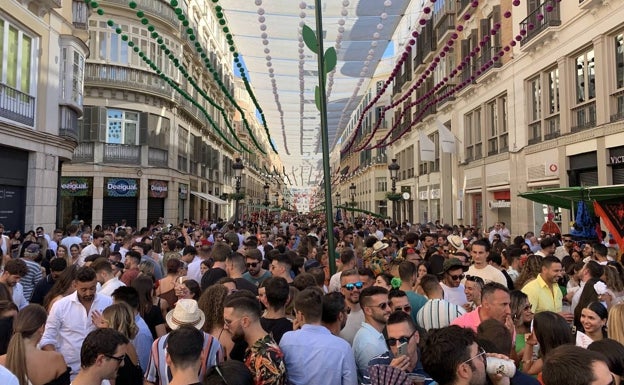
[486,357,516,377]
[407,373,426,385]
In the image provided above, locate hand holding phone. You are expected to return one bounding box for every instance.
[397,341,408,356]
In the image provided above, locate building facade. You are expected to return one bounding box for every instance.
[0,0,89,233]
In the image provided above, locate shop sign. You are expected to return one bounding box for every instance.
[148,180,168,198]
[488,200,511,209]
[179,183,188,200]
[419,191,428,200]
[60,177,91,197]
[105,178,138,197]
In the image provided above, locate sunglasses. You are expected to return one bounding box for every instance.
[105,354,125,363]
[368,302,390,310]
[449,273,465,281]
[342,282,364,291]
[386,330,416,346]
[523,303,533,311]
[462,347,486,365]
[394,305,412,313]
[246,262,258,268]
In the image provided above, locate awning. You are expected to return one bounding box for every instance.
[190,191,229,205]
[517,185,624,209]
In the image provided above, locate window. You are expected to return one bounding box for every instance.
[612,34,624,122]
[486,94,508,155]
[60,46,85,107]
[106,109,139,144]
[528,67,560,143]
[571,48,596,132]
[376,177,387,192]
[465,107,482,161]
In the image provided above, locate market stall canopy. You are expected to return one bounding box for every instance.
[518,185,624,209]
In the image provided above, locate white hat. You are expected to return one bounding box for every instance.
[447,235,464,250]
[372,241,389,255]
[165,299,205,330]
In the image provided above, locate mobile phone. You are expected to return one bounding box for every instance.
[530,319,534,333]
[397,341,408,356]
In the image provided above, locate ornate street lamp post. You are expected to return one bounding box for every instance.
[388,159,400,221]
[349,183,356,223]
[233,157,244,224]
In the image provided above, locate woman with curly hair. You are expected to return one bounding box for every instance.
[198,284,234,359]
[515,254,543,289]
[95,302,142,385]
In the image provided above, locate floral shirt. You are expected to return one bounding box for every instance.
[244,334,287,385]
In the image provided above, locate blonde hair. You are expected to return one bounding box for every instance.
[608,303,624,345]
[102,302,139,340]
[6,304,48,385]
[604,265,624,293]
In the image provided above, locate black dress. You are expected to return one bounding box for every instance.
[115,355,143,385]
[143,301,166,339]
[41,367,71,385]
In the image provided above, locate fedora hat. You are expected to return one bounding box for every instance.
[447,234,464,250]
[372,240,389,255]
[165,299,205,330]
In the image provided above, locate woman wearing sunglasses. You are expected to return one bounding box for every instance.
[510,290,534,368]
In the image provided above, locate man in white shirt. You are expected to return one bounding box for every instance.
[92,258,125,297]
[41,266,112,380]
[61,224,82,250]
[0,223,11,257]
[182,245,202,284]
[440,258,469,307]
[79,230,105,265]
[0,259,29,309]
[465,239,507,287]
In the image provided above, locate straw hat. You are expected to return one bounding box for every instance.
[447,234,464,250]
[165,299,205,330]
[372,241,389,255]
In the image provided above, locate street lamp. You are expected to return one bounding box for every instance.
[388,159,400,221]
[233,157,244,224]
[349,183,356,222]
[336,192,341,205]
[274,192,279,207]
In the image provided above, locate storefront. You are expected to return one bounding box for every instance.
[102,178,138,228]
[60,177,93,228]
[488,191,511,229]
[178,183,188,223]
[609,146,624,184]
[0,146,28,232]
[147,179,168,226]
[568,151,598,186]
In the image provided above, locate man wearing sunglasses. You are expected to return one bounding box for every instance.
[338,269,365,344]
[242,249,271,287]
[441,258,469,307]
[71,328,129,385]
[422,326,511,385]
[366,311,434,385]
[353,286,392,383]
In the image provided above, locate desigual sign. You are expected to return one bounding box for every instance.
[105,178,138,197]
[60,177,91,197]
[148,180,168,198]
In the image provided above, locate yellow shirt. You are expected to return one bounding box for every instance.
[521,274,563,313]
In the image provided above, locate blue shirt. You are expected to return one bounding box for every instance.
[134,314,154,373]
[352,322,388,383]
[280,324,357,385]
[405,291,428,323]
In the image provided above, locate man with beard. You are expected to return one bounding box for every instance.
[223,292,286,385]
[41,266,113,379]
[440,258,469,307]
[338,269,365,344]
[0,258,29,309]
[422,326,511,385]
[71,328,129,385]
[353,286,392,383]
[242,249,271,287]
[322,292,349,335]
[451,283,512,333]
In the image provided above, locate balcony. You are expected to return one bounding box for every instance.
[84,63,173,101]
[103,143,141,164]
[610,90,624,122]
[528,121,542,145]
[59,106,80,142]
[544,115,560,140]
[520,1,561,47]
[100,0,180,28]
[0,83,35,126]
[72,0,89,30]
[476,46,503,74]
[72,142,94,162]
[148,147,168,167]
[435,13,456,45]
[571,101,596,133]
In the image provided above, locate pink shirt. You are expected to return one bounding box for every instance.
[450,306,482,332]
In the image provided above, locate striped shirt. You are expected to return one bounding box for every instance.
[144,331,223,385]
[416,299,466,331]
[21,258,43,301]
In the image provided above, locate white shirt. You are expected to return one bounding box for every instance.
[465,265,508,287]
[187,255,203,283]
[441,282,468,307]
[79,243,103,265]
[0,235,9,256]
[61,236,82,250]
[339,306,364,345]
[41,291,112,379]
[0,364,18,385]
[98,277,125,297]
[12,282,28,310]
[328,271,343,293]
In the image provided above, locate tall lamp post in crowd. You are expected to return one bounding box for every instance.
[233,157,244,224]
[263,183,270,223]
[274,192,279,207]
[336,192,341,223]
[349,183,356,223]
[388,158,400,221]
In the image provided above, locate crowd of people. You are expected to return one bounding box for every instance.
[0,216,622,385]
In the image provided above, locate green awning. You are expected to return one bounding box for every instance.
[335,205,390,219]
[518,185,624,209]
